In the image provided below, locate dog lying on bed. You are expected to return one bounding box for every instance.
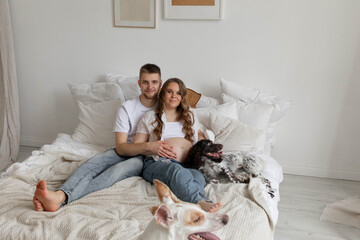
[183,139,263,184]
[183,140,275,198]
[139,179,229,240]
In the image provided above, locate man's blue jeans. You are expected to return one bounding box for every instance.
[142,156,209,204]
[58,148,143,205]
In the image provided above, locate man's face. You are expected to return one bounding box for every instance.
[138,73,162,100]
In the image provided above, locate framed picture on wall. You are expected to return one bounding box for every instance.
[113,0,156,28]
[164,0,223,20]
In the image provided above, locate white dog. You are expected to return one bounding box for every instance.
[139,179,229,240]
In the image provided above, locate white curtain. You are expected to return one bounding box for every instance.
[0,0,20,171]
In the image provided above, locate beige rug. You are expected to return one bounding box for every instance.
[320,196,360,228]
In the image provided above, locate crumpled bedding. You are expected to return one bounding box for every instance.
[0,133,281,240]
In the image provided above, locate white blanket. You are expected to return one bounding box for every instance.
[0,134,280,240]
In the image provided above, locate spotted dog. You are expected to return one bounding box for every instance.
[183,140,275,198]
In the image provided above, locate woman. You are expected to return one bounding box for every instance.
[134,78,221,212]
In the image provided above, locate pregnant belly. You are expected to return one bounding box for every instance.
[164,137,192,163]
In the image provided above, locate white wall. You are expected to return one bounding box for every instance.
[9,0,360,181]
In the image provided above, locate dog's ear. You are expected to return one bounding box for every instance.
[150,205,159,215]
[194,151,203,169]
[184,142,203,169]
[154,204,178,228]
[184,144,197,165]
[154,179,181,204]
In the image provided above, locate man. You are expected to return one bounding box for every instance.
[33,63,176,212]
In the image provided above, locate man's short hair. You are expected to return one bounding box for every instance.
[139,63,161,79]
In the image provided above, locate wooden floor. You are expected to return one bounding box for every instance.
[15,146,360,239]
[276,174,360,240]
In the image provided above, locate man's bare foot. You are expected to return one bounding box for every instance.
[33,180,66,212]
[33,196,45,211]
[198,200,222,213]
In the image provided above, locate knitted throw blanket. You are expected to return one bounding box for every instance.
[0,134,276,240]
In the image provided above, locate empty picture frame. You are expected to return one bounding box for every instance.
[113,0,156,28]
[164,0,223,20]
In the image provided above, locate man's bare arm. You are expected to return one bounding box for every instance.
[115,132,176,159]
[115,132,148,156]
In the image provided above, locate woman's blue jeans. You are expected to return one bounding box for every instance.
[58,148,143,205]
[142,156,209,204]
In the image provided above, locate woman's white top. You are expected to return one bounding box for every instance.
[162,122,185,139]
[136,109,199,144]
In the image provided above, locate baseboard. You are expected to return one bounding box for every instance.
[282,164,360,182]
[20,135,53,147]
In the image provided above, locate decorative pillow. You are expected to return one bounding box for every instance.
[68,82,125,105]
[209,113,263,152]
[220,78,292,145]
[186,88,201,108]
[104,73,141,100]
[196,95,220,108]
[194,102,238,129]
[72,99,123,147]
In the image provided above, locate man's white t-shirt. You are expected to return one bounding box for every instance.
[113,97,154,143]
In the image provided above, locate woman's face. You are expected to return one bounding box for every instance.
[163,82,182,109]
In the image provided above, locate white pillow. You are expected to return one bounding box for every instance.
[221,93,238,105]
[229,97,274,153]
[220,78,292,123]
[204,129,215,142]
[104,73,141,100]
[230,97,274,130]
[220,77,260,102]
[209,113,263,152]
[68,82,125,105]
[194,102,238,129]
[196,95,220,108]
[222,93,278,147]
[220,78,292,145]
[72,99,123,147]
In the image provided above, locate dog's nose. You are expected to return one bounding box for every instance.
[222,215,229,225]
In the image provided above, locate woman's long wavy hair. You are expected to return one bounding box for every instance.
[152,78,195,142]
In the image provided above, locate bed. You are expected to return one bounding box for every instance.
[0,74,290,240]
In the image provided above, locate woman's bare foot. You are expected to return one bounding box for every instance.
[198,200,222,213]
[33,180,66,212]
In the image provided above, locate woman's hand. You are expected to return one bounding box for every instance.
[147,141,177,159]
